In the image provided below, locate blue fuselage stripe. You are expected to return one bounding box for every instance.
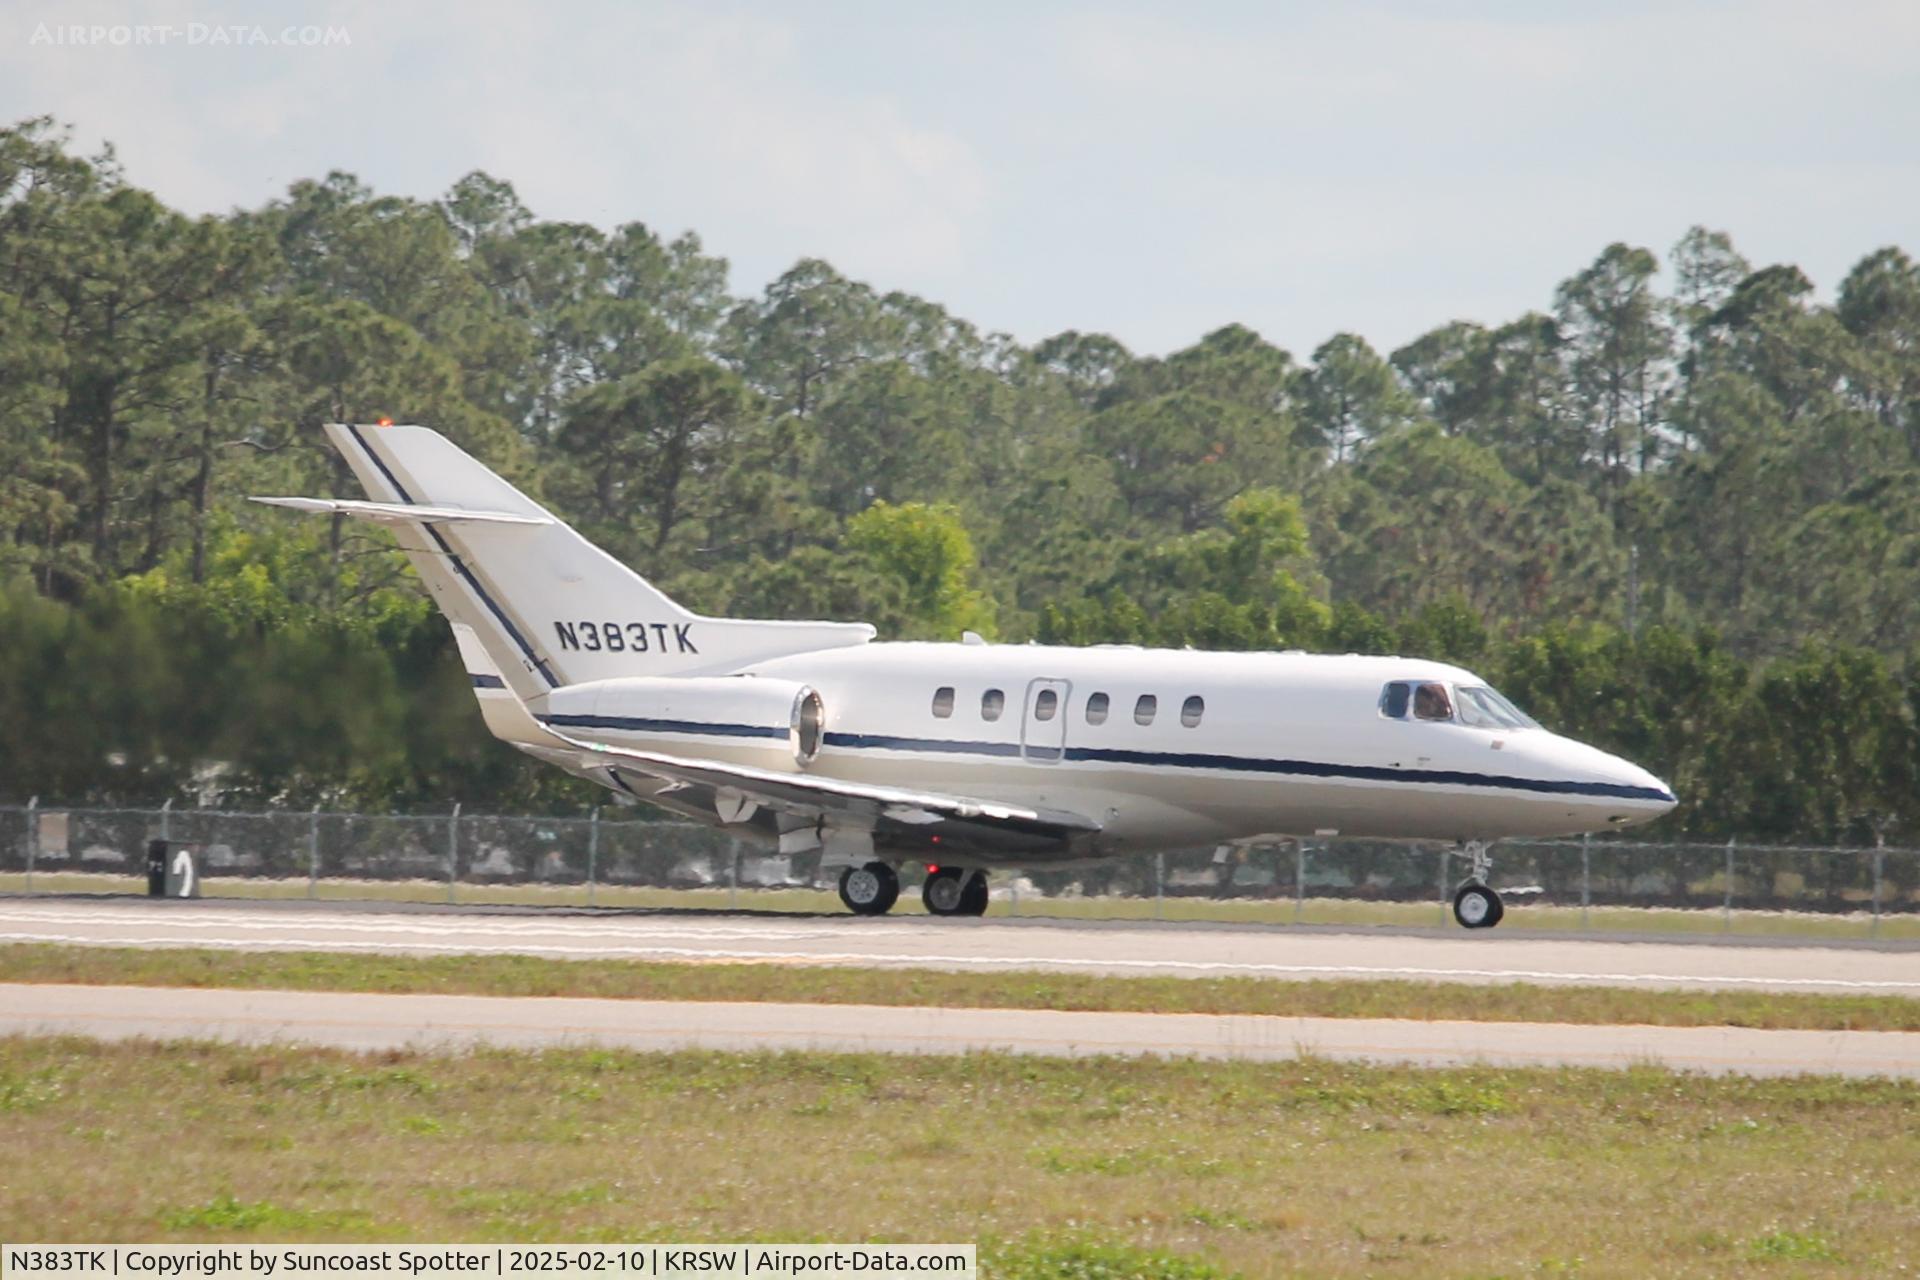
[346,424,559,689]
[824,732,1665,801]
[828,731,1022,758]
[550,717,1670,803]
[1062,746,1666,801]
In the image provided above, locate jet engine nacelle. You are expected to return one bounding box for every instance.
[539,676,825,767]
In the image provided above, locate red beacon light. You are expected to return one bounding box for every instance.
[377,417,393,427]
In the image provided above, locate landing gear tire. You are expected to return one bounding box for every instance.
[958,871,989,917]
[1452,881,1503,930]
[924,866,986,917]
[923,867,964,915]
[838,862,899,916]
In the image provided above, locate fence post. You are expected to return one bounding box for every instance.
[1437,846,1449,927]
[447,803,461,905]
[1872,835,1884,939]
[159,797,173,846]
[24,796,37,895]
[1723,836,1735,932]
[1152,852,1165,921]
[586,807,599,907]
[1294,840,1306,924]
[1580,833,1591,930]
[307,804,321,900]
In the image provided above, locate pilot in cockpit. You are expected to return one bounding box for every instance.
[1413,682,1452,721]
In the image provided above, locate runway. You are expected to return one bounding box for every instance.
[4,895,1920,994]
[3,981,1915,1077]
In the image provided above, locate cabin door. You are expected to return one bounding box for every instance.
[1021,678,1071,764]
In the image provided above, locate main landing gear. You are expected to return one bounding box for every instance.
[837,862,989,917]
[922,865,989,917]
[1451,841,1504,930]
[838,862,899,916]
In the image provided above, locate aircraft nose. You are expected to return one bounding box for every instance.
[1599,756,1677,824]
[1547,736,1676,824]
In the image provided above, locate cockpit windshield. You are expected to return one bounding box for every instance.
[1453,685,1539,730]
[1378,680,1539,729]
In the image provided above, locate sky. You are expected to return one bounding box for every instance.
[5,0,1918,358]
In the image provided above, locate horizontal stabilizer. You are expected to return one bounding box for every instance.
[249,496,550,527]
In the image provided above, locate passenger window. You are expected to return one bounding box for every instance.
[1034,689,1058,721]
[931,686,955,718]
[1181,695,1204,727]
[1134,694,1157,726]
[1412,682,1453,721]
[1380,682,1411,719]
[981,688,1005,721]
[1086,692,1109,725]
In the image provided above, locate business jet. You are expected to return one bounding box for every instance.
[256,424,1677,928]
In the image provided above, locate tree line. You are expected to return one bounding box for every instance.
[2,116,1916,841]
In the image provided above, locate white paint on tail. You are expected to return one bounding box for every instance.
[318,424,873,699]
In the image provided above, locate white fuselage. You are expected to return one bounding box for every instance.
[542,641,1677,858]
[284,422,1675,871]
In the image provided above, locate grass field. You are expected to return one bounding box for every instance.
[4,943,1919,1032]
[5,871,1919,939]
[2,1036,1915,1276]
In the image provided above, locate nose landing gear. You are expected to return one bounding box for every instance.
[1451,842,1504,929]
[1452,881,1504,928]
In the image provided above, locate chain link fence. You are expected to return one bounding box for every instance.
[3,801,1918,936]
[0,802,805,904]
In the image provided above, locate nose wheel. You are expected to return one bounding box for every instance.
[1452,881,1504,929]
[838,862,900,915]
[923,866,989,916]
[1451,841,1503,929]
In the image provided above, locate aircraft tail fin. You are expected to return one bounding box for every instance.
[256,424,872,700]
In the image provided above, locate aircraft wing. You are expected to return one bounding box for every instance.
[250,496,550,527]
[453,624,1101,862]
[561,728,1101,860]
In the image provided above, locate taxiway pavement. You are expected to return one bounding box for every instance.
[2,981,1914,1077]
